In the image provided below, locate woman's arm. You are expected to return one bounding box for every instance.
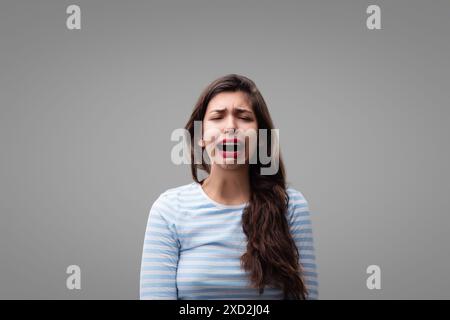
[288,190,320,300]
[140,194,180,299]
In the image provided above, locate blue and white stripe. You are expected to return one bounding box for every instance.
[140,182,319,300]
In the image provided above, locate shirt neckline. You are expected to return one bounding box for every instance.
[194,182,249,209]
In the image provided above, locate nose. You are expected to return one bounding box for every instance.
[224,127,236,135]
[224,115,237,134]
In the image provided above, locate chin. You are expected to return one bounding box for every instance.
[216,161,247,170]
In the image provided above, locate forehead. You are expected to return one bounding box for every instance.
[206,91,252,112]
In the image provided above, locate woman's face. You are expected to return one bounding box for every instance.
[201,91,258,169]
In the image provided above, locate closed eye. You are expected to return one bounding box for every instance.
[208,114,254,121]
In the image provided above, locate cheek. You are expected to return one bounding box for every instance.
[250,123,258,131]
[202,121,221,144]
[203,121,216,134]
[243,124,258,156]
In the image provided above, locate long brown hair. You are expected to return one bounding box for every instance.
[184,74,308,299]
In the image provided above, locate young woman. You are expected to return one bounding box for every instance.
[140,74,319,300]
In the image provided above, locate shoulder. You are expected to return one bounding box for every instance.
[149,182,197,216]
[286,187,309,207]
[155,182,196,204]
[146,182,197,232]
[286,187,311,223]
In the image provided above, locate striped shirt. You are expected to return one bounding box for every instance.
[139,182,319,300]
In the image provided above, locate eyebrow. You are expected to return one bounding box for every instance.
[209,106,254,114]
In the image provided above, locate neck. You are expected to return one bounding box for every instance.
[201,164,251,205]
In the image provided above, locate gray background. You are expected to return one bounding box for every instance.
[1,0,449,299]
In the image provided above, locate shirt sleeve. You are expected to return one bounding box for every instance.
[288,190,319,300]
[139,194,180,299]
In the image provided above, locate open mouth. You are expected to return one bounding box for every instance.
[216,138,244,159]
[216,138,244,152]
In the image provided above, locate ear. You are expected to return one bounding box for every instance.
[197,139,205,147]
